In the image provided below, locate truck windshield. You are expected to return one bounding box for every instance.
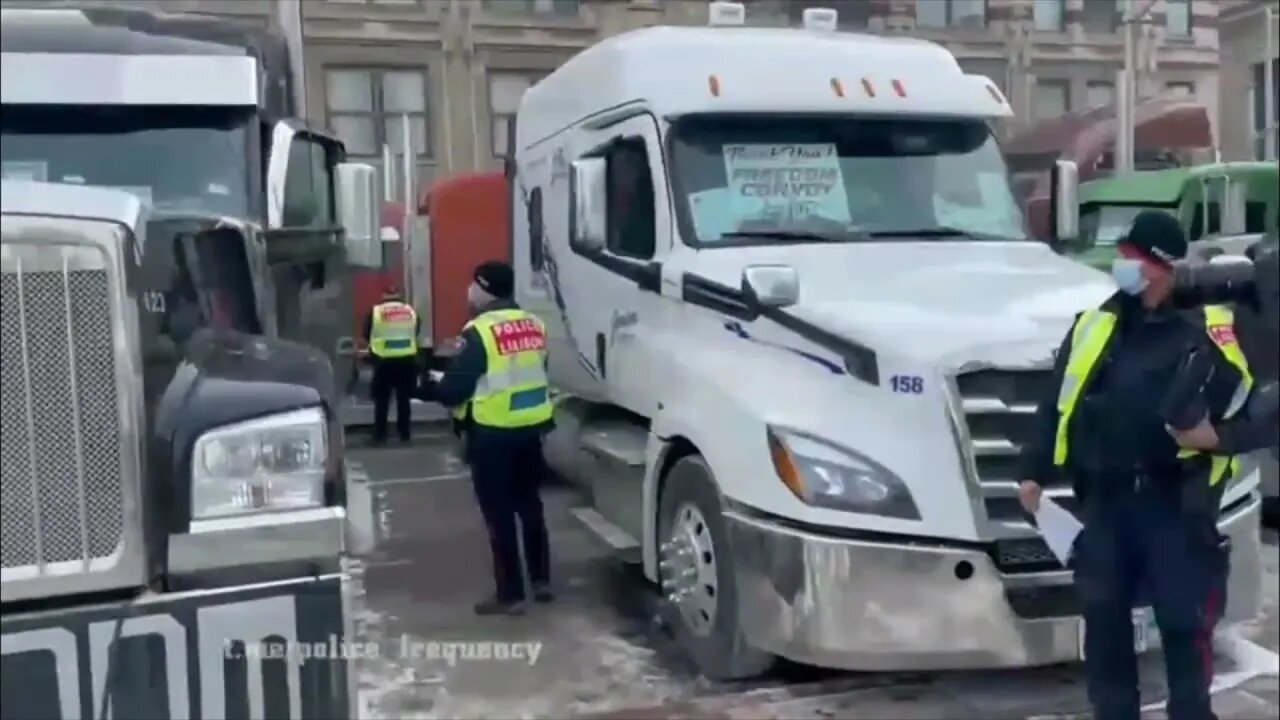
[669,115,1026,245]
[1079,204,1177,247]
[1,104,253,218]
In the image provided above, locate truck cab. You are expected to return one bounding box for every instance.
[1065,162,1280,271]
[0,7,378,716]
[509,4,1265,680]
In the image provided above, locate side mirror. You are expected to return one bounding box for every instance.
[335,162,380,267]
[741,264,799,309]
[1050,160,1080,243]
[570,158,607,253]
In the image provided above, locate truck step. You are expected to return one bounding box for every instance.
[570,506,642,564]
[580,423,649,468]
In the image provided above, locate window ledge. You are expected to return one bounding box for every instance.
[473,13,594,32]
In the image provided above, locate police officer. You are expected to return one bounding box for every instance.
[419,261,553,615]
[1018,211,1253,720]
[363,285,420,445]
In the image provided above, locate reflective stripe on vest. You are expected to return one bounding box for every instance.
[455,308,552,429]
[369,301,418,358]
[1053,304,1254,487]
[1175,305,1254,486]
[1052,308,1117,467]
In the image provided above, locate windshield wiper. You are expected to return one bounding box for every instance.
[718,229,866,244]
[866,226,1013,242]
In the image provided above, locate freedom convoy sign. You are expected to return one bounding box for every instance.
[0,575,351,720]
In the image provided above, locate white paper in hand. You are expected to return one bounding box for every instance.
[428,370,444,382]
[1034,497,1084,567]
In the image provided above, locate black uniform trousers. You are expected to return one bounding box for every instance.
[1074,470,1229,720]
[468,431,551,603]
[370,356,417,442]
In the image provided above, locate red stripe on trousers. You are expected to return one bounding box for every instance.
[1196,587,1223,686]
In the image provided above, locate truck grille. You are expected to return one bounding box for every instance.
[955,369,1066,528]
[1,249,127,580]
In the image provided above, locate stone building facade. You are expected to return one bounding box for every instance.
[11,0,1226,181]
[1216,0,1278,161]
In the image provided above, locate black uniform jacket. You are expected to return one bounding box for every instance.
[1018,293,1252,495]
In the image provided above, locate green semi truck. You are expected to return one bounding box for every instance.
[1063,162,1278,270]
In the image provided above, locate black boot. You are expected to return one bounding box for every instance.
[473,596,525,616]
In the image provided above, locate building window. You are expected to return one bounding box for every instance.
[1086,81,1115,109]
[1082,0,1121,33]
[489,72,543,158]
[324,67,430,159]
[1165,81,1195,98]
[1164,0,1192,38]
[1033,79,1070,120]
[482,0,578,17]
[1033,0,1065,31]
[746,0,872,28]
[916,0,987,29]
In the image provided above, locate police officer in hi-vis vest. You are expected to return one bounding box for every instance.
[362,284,421,445]
[419,261,553,615]
[1018,211,1254,720]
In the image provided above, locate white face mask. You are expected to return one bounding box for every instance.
[467,281,495,312]
[1111,258,1149,295]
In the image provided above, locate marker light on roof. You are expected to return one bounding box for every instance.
[830,78,845,98]
[985,83,1005,104]
[861,78,875,97]
[708,75,722,97]
[891,79,907,97]
[802,7,838,31]
[708,1,745,26]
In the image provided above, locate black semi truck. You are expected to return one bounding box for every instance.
[1,6,379,718]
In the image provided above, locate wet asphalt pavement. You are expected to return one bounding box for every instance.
[345,423,1280,720]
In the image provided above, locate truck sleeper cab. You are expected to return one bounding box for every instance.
[0,7,380,717]
[511,14,1264,680]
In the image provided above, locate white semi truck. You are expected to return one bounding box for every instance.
[509,3,1265,679]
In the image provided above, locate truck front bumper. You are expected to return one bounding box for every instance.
[723,493,1262,671]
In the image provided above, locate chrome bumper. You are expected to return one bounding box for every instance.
[724,493,1262,672]
[168,507,347,573]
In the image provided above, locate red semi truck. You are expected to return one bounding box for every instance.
[351,171,511,378]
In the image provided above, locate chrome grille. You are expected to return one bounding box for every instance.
[956,369,1063,527]
[1,246,126,579]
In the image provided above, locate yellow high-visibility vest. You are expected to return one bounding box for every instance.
[1053,304,1254,487]
[451,308,553,429]
[369,301,418,359]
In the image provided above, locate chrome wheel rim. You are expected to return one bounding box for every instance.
[659,502,718,637]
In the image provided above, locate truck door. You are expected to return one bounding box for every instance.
[573,113,673,415]
[264,123,357,404]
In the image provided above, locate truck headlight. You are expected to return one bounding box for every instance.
[192,407,328,520]
[767,427,920,520]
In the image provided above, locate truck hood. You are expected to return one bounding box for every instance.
[687,242,1116,371]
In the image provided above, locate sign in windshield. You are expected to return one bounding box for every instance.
[692,143,849,238]
[671,116,1026,245]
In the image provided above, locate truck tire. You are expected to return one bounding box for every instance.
[657,454,775,680]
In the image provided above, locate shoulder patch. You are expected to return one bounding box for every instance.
[1208,324,1237,347]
